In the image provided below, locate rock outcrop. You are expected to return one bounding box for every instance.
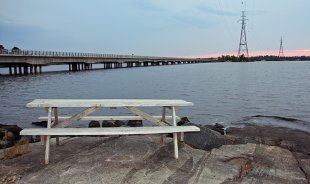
[0,136,309,183]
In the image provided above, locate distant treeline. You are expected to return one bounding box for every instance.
[216,55,310,62]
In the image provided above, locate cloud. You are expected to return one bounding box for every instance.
[0,19,46,48]
[198,5,238,16]
[129,0,165,12]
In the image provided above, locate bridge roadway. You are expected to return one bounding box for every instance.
[0,50,213,75]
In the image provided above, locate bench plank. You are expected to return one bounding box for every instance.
[27,99,194,108]
[38,116,179,121]
[20,126,200,136]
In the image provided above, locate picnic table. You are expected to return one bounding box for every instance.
[21,99,200,164]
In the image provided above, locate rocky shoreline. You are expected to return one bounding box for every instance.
[1,118,310,183]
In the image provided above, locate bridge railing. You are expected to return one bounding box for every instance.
[0,49,179,60]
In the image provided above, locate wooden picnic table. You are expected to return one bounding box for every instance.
[22,99,199,164]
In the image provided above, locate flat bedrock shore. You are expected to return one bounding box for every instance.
[1,120,310,183]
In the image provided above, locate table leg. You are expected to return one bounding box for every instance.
[160,107,167,144]
[172,106,178,159]
[180,132,184,142]
[45,107,52,164]
[53,107,60,146]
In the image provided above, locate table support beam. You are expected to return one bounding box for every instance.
[54,107,99,128]
[126,106,168,126]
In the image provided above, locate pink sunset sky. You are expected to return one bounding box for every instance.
[185,48,310,58]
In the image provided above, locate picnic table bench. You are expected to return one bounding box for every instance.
[20,99,200,164]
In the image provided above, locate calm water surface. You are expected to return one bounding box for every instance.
[0,61,310,132]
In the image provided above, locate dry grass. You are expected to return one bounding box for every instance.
[1,136,30,160]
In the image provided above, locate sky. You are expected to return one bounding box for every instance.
[1,0,310,58]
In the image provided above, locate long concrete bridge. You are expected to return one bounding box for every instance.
[0,49,214,75]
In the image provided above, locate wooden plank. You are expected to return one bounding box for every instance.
[53,107,99,128]
[27,99,194,108]
[38,115,179,121]
[20,126,200,136]
[172,106,178,159]
[126,107,168,126]
[45,107,52,164]
[53,108,60,146]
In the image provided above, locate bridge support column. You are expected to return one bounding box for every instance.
[13,65,17,75]
[71,63,77,71]
[18,64,22,75]
[39,65,42,74]
[9,65,12,75]
[69,63,72,71]
[23,64,28,75]
[34,65,38,74]
[84,63,89,70]
[29,65,33,74]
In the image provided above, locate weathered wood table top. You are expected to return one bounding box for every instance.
[27,99,194,108]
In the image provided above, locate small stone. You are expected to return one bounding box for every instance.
[115,120,125,127]
[32,121,47,127]
[177,117,190,126]
[102,121,117,127]
[89,121,100,128]
[127,120,143,127]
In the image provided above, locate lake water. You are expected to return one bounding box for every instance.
[0,61,310,132]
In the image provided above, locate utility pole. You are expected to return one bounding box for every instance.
[238,11,249,58]
[278,37,284,57]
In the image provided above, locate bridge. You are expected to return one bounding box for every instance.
[0,49,214,75]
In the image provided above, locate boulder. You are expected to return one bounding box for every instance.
[177,117,190,126]
[114,120,125,127]
[127,120,143,127]
[88,121,100,128]
[182,123,226,151]
[102,120,117,127]
[0,140,14,149]
[32,121,47,127]
[0,124,22,141]
[205,123,226,135]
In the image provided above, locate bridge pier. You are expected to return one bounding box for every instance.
[18,65,22,75]
[29,65,33,74]
[71,63,77,71]
[8,64,42,75]
[9,65,12,75]
[23,64,28,75]
[34,65,38,74]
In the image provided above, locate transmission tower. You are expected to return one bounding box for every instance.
[278,37,284,57]
[238,11,249,57]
